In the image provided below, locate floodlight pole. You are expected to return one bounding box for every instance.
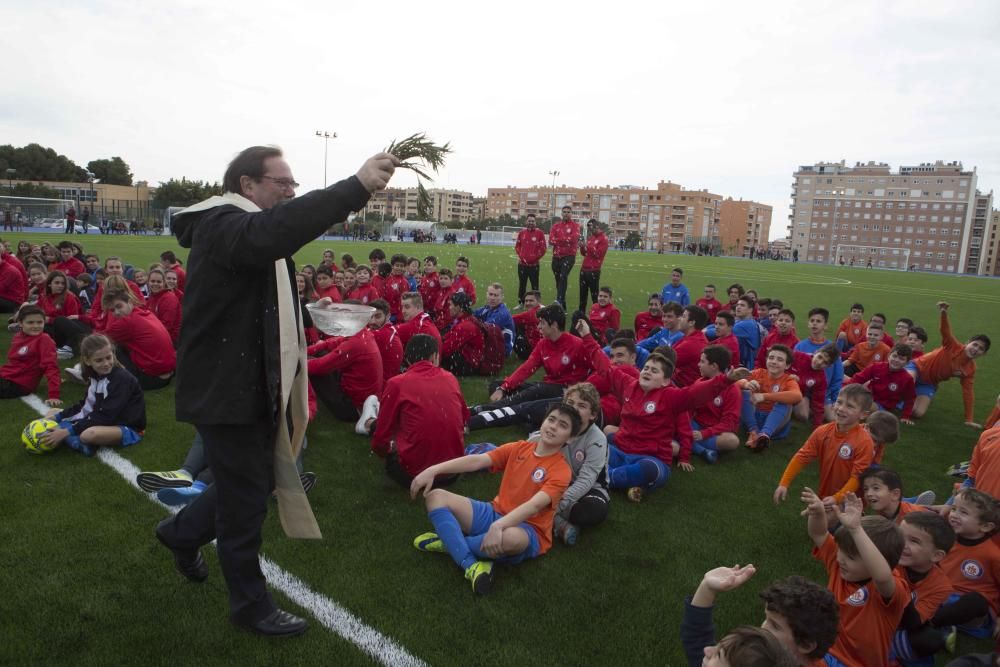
[548,170,559,219]
[315,130,337,188]
[5,168,14,192]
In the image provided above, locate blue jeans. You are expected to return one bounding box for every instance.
[607,436,670,490]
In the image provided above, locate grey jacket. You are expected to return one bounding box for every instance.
[531,423,609,513]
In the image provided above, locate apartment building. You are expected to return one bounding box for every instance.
[485,181,760,252]
[983,209,1000,277]
[788,160,993,274]
[719,198,773,256]
[365,187,476,223]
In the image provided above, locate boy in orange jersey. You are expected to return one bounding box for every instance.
[773,383,875,507]
[861,467,931,524]
[738,344,802,452]
[890,511,956,663]
[843,322,891,376]
[932,488,1000,639]
[409,403,578,595]
[964,417,1000,500]
[802,487,908,667]
[836,302,868,354]
[908,302,990,427]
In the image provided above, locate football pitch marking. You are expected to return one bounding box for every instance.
[19,394,427,667]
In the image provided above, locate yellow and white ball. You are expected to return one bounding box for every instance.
[22,418,59,454]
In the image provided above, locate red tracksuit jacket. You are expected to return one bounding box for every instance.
[500,332,592,392]
[1,331,60,399]
[103,307,176,375]
[580,232,608,271]
[307,328,383,410]
[515,228,547,266]
[549,220,580,258]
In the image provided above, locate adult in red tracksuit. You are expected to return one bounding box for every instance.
[102,297,177,390]
[397,307,442,350]
[439,293,484,376]
[307,327,383,421]
[673,305,710,388]
[578,219,608,313]
[371,344,469,487]
[514,214,546,306]
[549,205,580,308]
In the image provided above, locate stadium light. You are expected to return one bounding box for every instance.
[548,170,559,219]
[5,168,14,191]
[315,131,337,188]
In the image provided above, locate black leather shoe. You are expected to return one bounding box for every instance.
[155,526,208,583]
[238,609,309,637]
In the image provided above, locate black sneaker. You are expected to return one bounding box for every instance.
[236,609,308,637]
[299,472,317,494]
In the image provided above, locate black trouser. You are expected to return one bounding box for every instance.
[513,333,532,360]
[468,393,561,432]
[0,297,20,313]
[578,270,601,313]
[310,371,359,421]
[65,220,75,234]
[932,591,990,627]
[551,255,575,307]
[516,264,539,305]
[156,421,276,625]
[385,452,458,489]
[0,378,31,398]
[52,317,92,350]
[564,488,610,527]
[116,345,172,391]
[442,352,478,377]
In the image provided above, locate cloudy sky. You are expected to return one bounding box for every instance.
[4,0,998,239]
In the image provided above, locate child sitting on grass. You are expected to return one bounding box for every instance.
[963,416,1000,500]
[42,333,145,457]
[681,564,838,667]
[0,305,61,405]
[738,344,802,452]
[865,409,901,465]
[802,487,908,667]
[843,322,891,376]
[788,345,837,428]
[860,467,931,524]
[409,403,580,595]
[845,343,916,423]
[773,384,875,508]
[836,302,868,353]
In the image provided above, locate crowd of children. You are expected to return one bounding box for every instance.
[4,233,1000,665]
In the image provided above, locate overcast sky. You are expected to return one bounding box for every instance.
[4,0,999,239]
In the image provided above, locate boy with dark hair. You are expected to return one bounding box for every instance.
[712,311,740,365]
[511,290,542,359]
[307,322,383,421]
[863,409,901,466]
[382,254,410,321]
[844,322,891,375]
[452,256,476,304]
[836,302,868,353]
[0,305,61,404]
[367,299,403,382]
[588,337,640,427]
[682,563,838,667]
[411,403,579,595]
[738,344,802,451]
[845,343,917,422]
[696,284,722,319]
[636,301,684,352]
[589,286,620,339]
[795,307,845,423]
[870,312,895,347]
[755,308,798,368]
[633,293,665,341]
[418,256,440,316]
[440,292,484,376]
[861,467,930,523]
[367,248,385,270]
[906,326,927,358]
[934,488,1000,639]
[514,214,545,306]
[672,305,709,387]
[660,267,690,306]
[359,334,468,487]
[313,265,342,302]
[431,268,456,330]
[774,384,875,506]
[802,488,908,667]
[690,345,741,464]
[789,345,836,428]
[732,296,766,369]
[909,302,990,427]
[53,240,86,278]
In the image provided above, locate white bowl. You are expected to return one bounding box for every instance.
[305,303,374,338]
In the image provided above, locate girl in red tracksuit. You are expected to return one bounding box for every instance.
[101,287,176,390]
[0,305,61,404]
[145,268,182,345]
[37,270,81,351]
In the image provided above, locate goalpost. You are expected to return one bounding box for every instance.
[833,244,912,271]
[0,196,76,229]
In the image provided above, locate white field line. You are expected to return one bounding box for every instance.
[19,394,427,667]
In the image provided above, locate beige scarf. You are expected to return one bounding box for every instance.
[178,193,321,539]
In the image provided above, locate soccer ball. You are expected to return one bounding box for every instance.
[22,418,59,455]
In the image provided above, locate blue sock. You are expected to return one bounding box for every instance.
[761,403,791,438]
[739,392,757,432]
[428,508,476,570]
[464,533,489,560]
[700,435,718,452]
[610,460,660,488]
[65,433,93,457]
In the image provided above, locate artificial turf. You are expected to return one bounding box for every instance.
[2,232,998,665]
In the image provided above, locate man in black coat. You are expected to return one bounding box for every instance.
[154,145,396,636]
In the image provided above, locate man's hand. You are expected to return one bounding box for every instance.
[701,564,757,594]
[678,461,695,473]
[773,485,788,505]
[834,492,863,530]
[726,367,751,382]
[574,318,591,338]
[937,301,949,312]
[356,153,399,193]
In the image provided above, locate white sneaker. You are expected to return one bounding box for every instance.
[7,322,20,332]
[914,490,937,506]
[56,345,74,360]
[65,364,85,383]
[355,394,380,435]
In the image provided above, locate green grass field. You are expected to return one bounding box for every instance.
[2,233,999,666]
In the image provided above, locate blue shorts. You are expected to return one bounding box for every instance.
[941,592,996,638]
[905,361,937,398]
[823,654,848,667]
[60,420,143,448]
[469,499,540,564]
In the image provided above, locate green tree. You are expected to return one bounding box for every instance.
[0,143,88,182]
[624,231,642,250]
[153,178,222,208]
[8,182,63,199]
[87,157,133,186]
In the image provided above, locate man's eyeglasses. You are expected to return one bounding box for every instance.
[261,176,300,189]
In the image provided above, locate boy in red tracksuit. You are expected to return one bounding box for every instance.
[432,270,457,331]
[383,254,411,321]
[588,287,620,337]
[672,305,710,388]
[755,308,799,369]
[307,326,383,421]
[452,257,476,304]
[514,215,546,307]
[634,294,665,341]
[364,334,469,487]
[712,312,740,365]
[549,206,580,307]
[695,284,723,319]
[347,265,380,305]
[313,266,342,303]
[1,249,28,310]
[397,292,442,350]
[845,343,917,422]
[440,292,484,376]
[511,291,542,359]
[689,345,741,463]
[578,219,608,312]
[789,347,835,428]
[418,256,440,316]
[0,305,61,404]
[586,337,640,426]
[102,293,177,390]
[368,300,403,383]
[53,242,86,278]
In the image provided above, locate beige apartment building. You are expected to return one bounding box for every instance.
[788,160,994,274]
[485,181,769,253]
[983,209,1000,276]
[719,198,773,256]
[365,187,476,223]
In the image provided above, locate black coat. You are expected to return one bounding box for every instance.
[172,177,370,425]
